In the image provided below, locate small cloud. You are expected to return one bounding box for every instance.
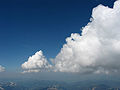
[0,65,5,72]
[21,50,52,73]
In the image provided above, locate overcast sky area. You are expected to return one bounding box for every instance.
[0,0,120,81]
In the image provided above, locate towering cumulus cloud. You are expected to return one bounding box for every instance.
[0,65,5,72]
[22,0,120,74]
[53,0,120,74]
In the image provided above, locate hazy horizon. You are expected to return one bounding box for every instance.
[0,0,120,89]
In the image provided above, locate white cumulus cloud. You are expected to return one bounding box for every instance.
[0,65,5,72]
[22,0,120,74]
[53,0,120,74]
[21,50,52,73]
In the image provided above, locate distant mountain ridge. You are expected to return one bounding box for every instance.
[0,80,120,90]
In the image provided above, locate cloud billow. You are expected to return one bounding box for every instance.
[22,0,120,74]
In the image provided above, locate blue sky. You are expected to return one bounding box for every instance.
[0,0,116,71]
